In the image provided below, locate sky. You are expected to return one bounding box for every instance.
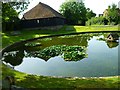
[19,0,120,18]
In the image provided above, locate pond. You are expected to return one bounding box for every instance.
[2,33,120,77]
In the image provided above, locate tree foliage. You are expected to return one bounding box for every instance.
[104,4,119,25]
[86,8,96,20]
[2,2,29,22]
[59,0,87,25]
[2,3,18,23]
[2,2,29,31]
[86,3,120,25]
[86,16,106,25]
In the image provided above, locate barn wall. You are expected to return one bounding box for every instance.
[20,17,65,29]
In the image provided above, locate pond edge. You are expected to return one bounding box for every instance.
[1,31,120,79]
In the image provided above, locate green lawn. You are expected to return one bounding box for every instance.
[2,25,119,48]
[1,25,120,89]
[2,64,119,88]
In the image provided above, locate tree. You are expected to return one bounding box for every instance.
[86,8,96,20]
[2,2,29,31]
[59,0,87,25]
[2,3,18,23]
[105,4,119,25]
[2,2,29,23]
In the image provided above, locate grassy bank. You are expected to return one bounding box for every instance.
[2,64,119,88]
[2,25,119,48]
[1,25,120,88]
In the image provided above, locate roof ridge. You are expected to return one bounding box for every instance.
[39,2,62,17]
[22,2,64,20]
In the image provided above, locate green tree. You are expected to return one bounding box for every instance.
[59,0,87,25]
[105,4,119,25]
[2,2,29,22]
[86,8,96,20]
[86,16,105,25]
[2,2,29,31]
[2,3,18,23]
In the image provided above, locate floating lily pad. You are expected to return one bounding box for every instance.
[35,45,87,61]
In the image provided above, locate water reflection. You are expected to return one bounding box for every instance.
[106,41,119,48]
[97,33,119,48]
[2,49,24,66]
[2,33,119,67]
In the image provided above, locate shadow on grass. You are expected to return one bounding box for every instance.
[2,25,119,48]
[2,26,76,48]
[16,74,119,89]
[16,74,74,88]
[2,63,119,89]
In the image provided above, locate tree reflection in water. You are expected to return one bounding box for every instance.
[97,33,119,48]
[2,49,24,66]
[106,41,119,48]
[2,33,119,67]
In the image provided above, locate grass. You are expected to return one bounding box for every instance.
[2,25,119,48]
[2,64,119,88]
[1,25,120,89]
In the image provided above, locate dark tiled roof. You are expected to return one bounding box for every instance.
[22,2,64,20]
[107,33,119,39]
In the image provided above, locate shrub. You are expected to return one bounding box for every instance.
[86,16,108,25]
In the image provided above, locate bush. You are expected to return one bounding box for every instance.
[86,16,108,25]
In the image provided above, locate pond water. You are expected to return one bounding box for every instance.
[2,33,120,77]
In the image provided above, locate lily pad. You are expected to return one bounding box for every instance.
[35,45,87,61]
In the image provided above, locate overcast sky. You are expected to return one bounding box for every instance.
[19,0,120,18]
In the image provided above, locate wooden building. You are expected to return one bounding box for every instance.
[107,33,119,42]
[21,2,65,29]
